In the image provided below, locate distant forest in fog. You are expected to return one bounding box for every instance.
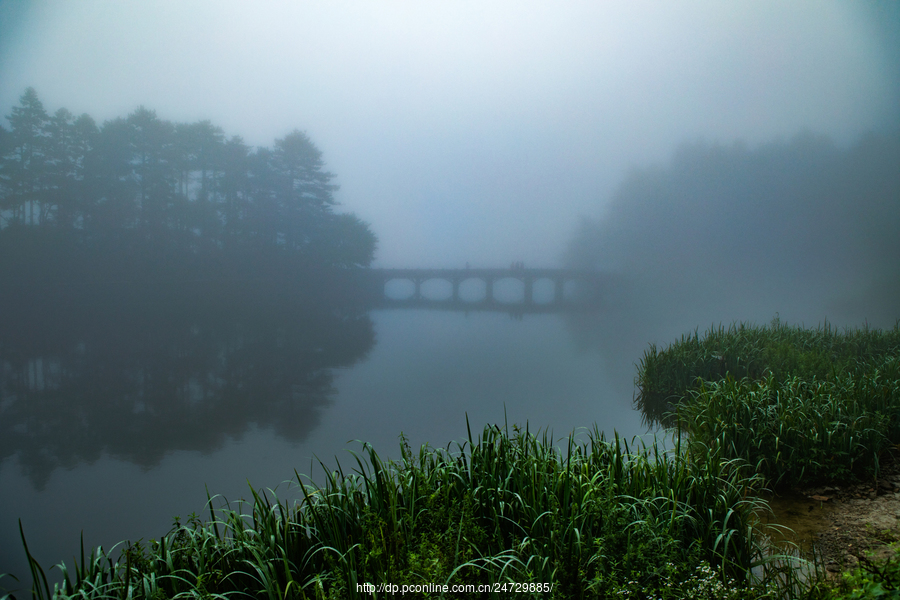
[567,130,900,327]
[0,88,377,274]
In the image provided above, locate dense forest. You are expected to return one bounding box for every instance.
[567,130,900,328]
[0,88,377,276]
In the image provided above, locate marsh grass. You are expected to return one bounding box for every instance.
[637,319,900,490]
[16,421,818,599]
[637,318,900,423]
[1,573,19,600]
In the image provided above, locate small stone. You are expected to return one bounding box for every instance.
[809,495,830,502]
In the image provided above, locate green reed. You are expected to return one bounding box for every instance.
[17,421,816,599]
[637,318,900,488]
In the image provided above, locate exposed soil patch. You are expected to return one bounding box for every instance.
[763,450,900,580]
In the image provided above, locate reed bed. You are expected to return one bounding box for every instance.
[13,422,817,599]
[637,319,900,489]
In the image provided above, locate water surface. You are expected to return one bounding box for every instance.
[0,300,646,591]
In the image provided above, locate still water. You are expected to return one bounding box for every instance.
[0,287,650,590]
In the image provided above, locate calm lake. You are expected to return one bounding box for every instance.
[0,275,657,591]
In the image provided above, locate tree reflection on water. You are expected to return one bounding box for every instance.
[0,274,375,490]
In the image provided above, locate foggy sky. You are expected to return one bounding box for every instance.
[1,1,898,268]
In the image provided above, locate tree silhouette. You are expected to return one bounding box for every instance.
[0,88,377,270]
[2,87,50,226]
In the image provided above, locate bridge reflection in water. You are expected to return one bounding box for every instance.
[367,267,604,314]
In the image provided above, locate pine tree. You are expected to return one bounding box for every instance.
[2,87,50,226]
[271,130,338,253]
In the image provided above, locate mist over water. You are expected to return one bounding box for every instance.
[1,1,899,593]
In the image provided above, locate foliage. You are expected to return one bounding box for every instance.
[15,422,817,599]
[0,88,377,271]
[833,544,900,599]
[636,319,900,488]
[637,318,900,422]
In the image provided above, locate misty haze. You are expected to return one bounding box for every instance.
[0,2,898,597]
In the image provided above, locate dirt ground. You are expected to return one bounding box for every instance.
[763,450,900,580]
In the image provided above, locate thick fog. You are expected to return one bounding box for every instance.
[1,3,900,588]
[563,132,900,388]
[2,1,897,269]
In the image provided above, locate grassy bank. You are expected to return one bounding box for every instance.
[636,318,900,490]
[9,422,816,600]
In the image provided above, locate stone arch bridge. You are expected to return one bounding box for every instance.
[366,267,603,313]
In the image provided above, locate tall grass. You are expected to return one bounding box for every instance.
[637,318,900,488]
[16,422,814,599]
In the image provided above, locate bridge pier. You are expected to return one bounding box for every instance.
[371,267,602,311]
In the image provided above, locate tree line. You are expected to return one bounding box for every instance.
[0,88,377,269]
[563,129,900,387]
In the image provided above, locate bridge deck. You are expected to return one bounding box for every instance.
[371,267,600,280]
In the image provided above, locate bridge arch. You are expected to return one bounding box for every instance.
[491,277,525,304]
[371,267,602,310]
